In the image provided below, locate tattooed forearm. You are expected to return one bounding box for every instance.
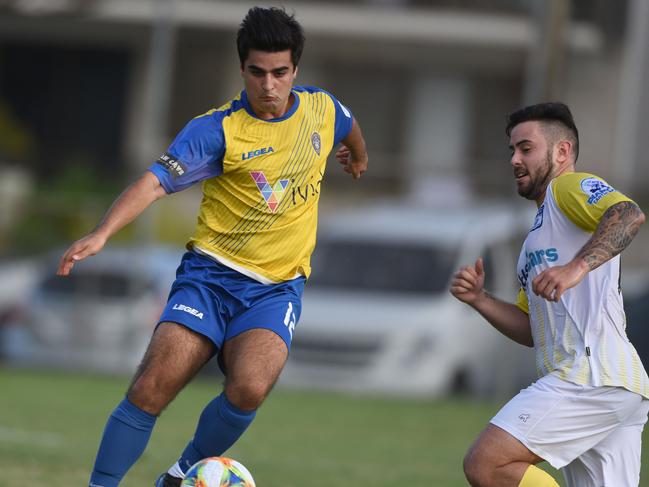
[576,201,645,271]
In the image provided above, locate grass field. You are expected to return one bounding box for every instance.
[1,367,647,486]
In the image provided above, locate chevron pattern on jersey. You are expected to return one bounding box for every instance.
[250,170,290,213]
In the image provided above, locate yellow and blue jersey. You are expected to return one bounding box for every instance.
[515,172,649,398]
[149,86,353,283]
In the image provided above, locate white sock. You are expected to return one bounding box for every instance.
[167,461,185,479]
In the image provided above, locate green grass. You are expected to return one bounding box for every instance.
[1,367,646,486]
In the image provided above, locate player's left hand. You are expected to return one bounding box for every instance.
[335,145,367,180]
[531,259,589,302]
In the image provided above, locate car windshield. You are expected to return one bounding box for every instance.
[309,238,457,294]
[40,271,149,299]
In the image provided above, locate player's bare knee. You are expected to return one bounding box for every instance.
[463,447,489,487]
[127,377,173,415]
[127,390,164,416]
[225,380,270,410]
[463,466,486,487]
[463,455,479,486]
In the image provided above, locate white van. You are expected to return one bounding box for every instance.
[280,202,537,397]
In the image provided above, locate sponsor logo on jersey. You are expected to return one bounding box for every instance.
[517,247,559,287]
[530,204,545,232]
[518,413,531,423]
[157,152,187,179]
[311,132,321,155]
[250,171,290,213]
[290,169,324,207]
[242,146,274,161]
[172,303,204,319]
[580,177,615,205]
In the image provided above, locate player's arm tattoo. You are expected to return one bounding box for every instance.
[576,201,645,271]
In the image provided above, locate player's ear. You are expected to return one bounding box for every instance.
[556,139,572,165]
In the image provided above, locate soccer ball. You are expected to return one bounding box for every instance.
[180,457,256,487]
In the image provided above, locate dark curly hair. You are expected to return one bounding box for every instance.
[237,7,305,69]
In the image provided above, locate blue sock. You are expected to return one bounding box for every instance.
[89,398,157,487]
[176,393,256,474]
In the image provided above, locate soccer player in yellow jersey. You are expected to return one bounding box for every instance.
[451,102,648,487]
[57,7,368,487]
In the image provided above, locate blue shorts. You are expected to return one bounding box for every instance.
[158,250,305,354]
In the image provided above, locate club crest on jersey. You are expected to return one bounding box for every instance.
[242,146,274,161]
[311,132,321,155]
[580,177,615,204]
[250,171,290,213]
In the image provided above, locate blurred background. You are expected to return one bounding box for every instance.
[1,0,649,396]
[2,1,649,485]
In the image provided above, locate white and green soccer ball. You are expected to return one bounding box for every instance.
[180,457,256,487]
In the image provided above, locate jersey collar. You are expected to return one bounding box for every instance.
[240,89,300,122]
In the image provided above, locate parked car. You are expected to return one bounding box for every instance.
[280,202,537,397]
[7,245,183,373]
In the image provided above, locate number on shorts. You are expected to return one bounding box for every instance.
[283,302,296,339]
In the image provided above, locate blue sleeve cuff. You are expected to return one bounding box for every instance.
[147,165,173,194]
[332,98,353,146]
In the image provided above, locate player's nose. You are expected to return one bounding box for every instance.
[261,73,274,91]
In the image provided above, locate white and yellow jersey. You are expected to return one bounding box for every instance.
[515,172,649,398]
[149,87,353,283]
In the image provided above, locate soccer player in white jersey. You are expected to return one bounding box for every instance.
[450,102,648,487]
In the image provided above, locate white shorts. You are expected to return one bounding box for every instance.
[490,374,649,487]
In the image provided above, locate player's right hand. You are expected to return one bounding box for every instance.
[449,257,486,305]
[57,232,107,276]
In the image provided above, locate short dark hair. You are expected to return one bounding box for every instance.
[237,7,305,68]
[506,102,580,161]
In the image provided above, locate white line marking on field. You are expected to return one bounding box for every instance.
[0,426,65,447]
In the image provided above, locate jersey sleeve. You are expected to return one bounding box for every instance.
[552,173,635,232]
[327,93,354,145]
[293,86,354,145]
[515,287,529,314]
[148,111,226,193]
